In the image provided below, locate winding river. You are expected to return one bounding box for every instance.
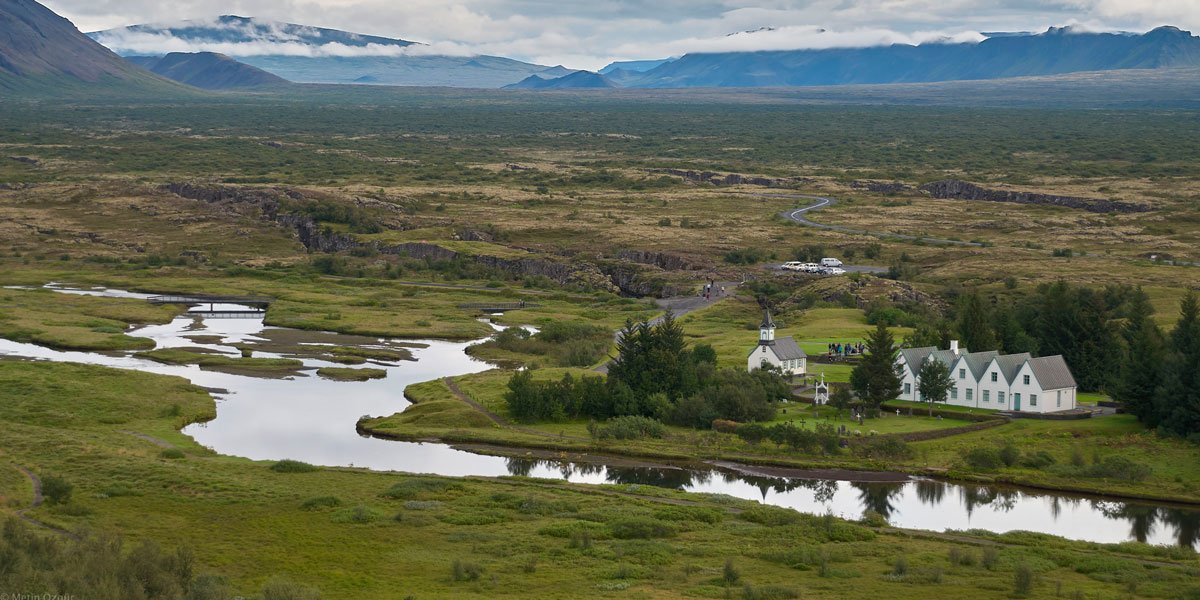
[2,284,1197,549]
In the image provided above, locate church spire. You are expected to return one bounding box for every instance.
[759,308,776,345]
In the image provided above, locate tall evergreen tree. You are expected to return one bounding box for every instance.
[957,291,996,351]
[1156,292,1200,439]
[1113,288,1165,422]
[850,323,903,416]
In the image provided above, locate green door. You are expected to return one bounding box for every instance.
[1014,393,1021,411]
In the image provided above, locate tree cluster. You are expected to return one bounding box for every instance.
[1113,290,1200,440]
[504,315,790,427]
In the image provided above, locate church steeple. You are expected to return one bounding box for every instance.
[759,308,776,345]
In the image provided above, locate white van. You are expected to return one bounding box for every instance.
[781,261,803,271]
[820,258,843,268]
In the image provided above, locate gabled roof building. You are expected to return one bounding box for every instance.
[897,341,1077,414]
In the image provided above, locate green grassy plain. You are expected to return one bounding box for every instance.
[8,361,1194,598]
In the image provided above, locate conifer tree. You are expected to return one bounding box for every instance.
[1113,288,1165,423]
[850,323,902,416]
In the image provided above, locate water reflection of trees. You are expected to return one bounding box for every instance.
[851,482,904,519]
[500,457,1200,549]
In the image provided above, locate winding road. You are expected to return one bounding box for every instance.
[770,193,984,248]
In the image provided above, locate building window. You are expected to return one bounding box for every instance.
[966,389,973,401]
[991,372,998,382]
[1023,374,1031,385]
[982,390,989,402]
[959,368,966,379]
[998,391,1006,403]
[1057,391,1061,407]
[950,388,958,400]
[904,383,911,395]
[1031,394,1038,406]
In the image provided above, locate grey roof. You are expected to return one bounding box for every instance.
[992,353,1033,384]
[769,336,807,361]
[899,346,936,371]
[1028,355,1077,390]
[926,349,961,368]
[960,350,1000,380]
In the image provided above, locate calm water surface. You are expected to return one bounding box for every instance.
[1,285,1196,548]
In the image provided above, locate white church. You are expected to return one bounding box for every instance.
[896,341,1078,414]
[747,309,807,377]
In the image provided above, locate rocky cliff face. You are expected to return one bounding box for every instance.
[652,169,811,188]
[161,183,695,296]
[849,180,912,194]
[919,179,1149,214]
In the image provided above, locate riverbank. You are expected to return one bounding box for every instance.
[360,374,1200,507]
[2,359,1197,599]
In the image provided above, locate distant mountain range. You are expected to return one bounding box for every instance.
[127,52,289,89]
[504,70,617,90]
[616,26,1200,88]
[89,16,571,88]
[0,0,179,94]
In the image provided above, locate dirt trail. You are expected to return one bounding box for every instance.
[121,430,177,449]
[12,464,80,539]
[443,377,590,442]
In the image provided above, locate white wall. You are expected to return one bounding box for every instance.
[747,347,806,376]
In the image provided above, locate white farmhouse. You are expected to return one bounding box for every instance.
[747,309,807,377]
[896,341,1077,414]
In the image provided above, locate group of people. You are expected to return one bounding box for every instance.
[826,341,865,359]
[701,279,725,300]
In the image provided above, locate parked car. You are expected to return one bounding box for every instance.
[781,261,804,271]
[820,257,844,267]
[824,267,846,276]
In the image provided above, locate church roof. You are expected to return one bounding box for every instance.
[959,350,1000,380]
[1028,355,1076,390]
[749,336,806,360]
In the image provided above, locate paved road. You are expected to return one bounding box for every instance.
[770,193,985,248]
[594,283,738,374]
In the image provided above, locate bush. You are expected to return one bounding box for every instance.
[1020,450,1057,469]
[853,436,912,460]
[609,517,677,539]
[723,558,740,585]
[1013,563,1035,597]
[588,416,665,441]
[301,496,342,511]
[964,448,1004,470]
[451,559,484,582]
[331,505,384,524]
[160,448,185,460]
[262,578,323,600]
[42,475,73,505]
[712,419,740,434]
[270,459,318,473]
[892,556,908,576]
[999,442,1020,467]
[382,478,463,500]
[981,547,999,570]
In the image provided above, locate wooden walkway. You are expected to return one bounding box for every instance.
[458,301,541,313]
[149,294,272,309]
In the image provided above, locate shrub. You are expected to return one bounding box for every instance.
[301,496,341,511]
[451,559,484,582]
[609,517,677,539]
[723,558,740,585]
[160,448,185,460]
[853,436,912,460]
[1014,563,1035,597]
[589,416,665,441]
[948,547,976,566]
[999,442,1020,467]
[42,475,73,505]
[964,448,1004,470]
[742,585,799,599]
[262,578,323,600]
[981,547,999,570]
[270,459,318,473]
[892,556,908,576]
[331,505,384,524]
[382,478,464,500]
[712,419,740,434]
[1020,450,1057,469]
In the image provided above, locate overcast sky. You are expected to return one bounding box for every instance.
[45,0,1200,70]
